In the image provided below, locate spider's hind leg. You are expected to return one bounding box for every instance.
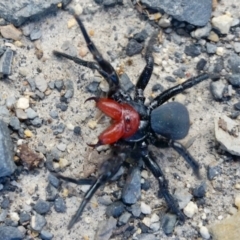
[55,153,126,229]
[140,144,185,223]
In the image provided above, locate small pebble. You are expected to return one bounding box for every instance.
[199,226,210,239]
[24,129,33,138]
[68,18,77,28]
[73,126,81,135]
[216,47,224,56]
[16,97,29,109]
[30,213,47,232]
[33,199,51,214]
[88,120,97,129]
[183,201,198,218]
[54,197,66,213]
[79,46,88,57]
[140,202,151,215]
[26,108,38,119]
[234,194,240,210]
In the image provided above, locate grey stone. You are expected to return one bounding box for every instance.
[26,108,38,119]
[54,197,66,213]
[0,48,13,75]
[40,230,54,240]
[210,80,226,101]
[141,0,212,26]
[35,74,47,92]
[30,117,42,127]
[48,173,60,188]
[46,184,58,201]
[120,73,134,92]
[126,39,144,56]
[33,199,51,214]
[191,23,211,39]
[226,74,240,87]
[136,233,158,240]
[27,78,36,91]
[118,212,131,225]
[9,116,21,130]
[64,80,74,99]
[0,106,10,123]
[86,81,100,93]
[54,80,64,91]
[30,28,42,40]
[122,167,141,204]
[161,213,177,235]
[226,54,240,74]
[106,201,124,218]
[49,110,58,119]
[94,217,117,240]
[174,188,192,209]
[0,120,16,177]
[206,43,217,54]
[30,213,47,232]
[6,96,16,109]
[131,203,141,217]
[207,164,221,180]
[0,0,67,27]
[0,226,24,240]
[19,211,31,224]
[184,44,201,57]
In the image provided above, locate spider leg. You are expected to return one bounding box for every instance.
[52,172,95,185]
[67,153,125,229]
[53,50,118,92]
[140,145,185,222]
[150,135,200,178]
[74,15,120,95]
[134,32,158,103]
[149,73,209,109]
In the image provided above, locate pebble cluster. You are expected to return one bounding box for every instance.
[0,0,240,240]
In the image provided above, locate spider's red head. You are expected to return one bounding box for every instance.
[86,97,140,146]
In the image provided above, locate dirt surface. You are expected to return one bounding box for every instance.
[1,0,240,239]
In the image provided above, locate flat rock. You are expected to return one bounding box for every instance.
[0,24,22,40]
[35,74,47,92]
[209,211,240,240]
[141,0,212,26]
[215,115,240,156]
[0,120,16,177]
[0,0,67,27]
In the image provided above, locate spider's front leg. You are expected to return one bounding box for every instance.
[53,15,120,96]
[149,73,209,109]
[134,32,158,103]
[140,143,185,223]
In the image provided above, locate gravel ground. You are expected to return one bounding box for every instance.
[1,0,240,240]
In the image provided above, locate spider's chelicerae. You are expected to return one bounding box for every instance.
[53,15,209,229]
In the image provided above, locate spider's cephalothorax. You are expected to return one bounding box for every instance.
[53,15,209,230]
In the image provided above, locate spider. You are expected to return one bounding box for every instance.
[53,15,209,230]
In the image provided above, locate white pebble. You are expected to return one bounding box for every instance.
[235,194,240,210]
[150,213,159,223]
[200,226,210,239]
[183,201,198,218]
[216,47,224,56]
[142,217,151,227]
[141,202,152,215]
[16,97,29,109]
[10,212,20,222]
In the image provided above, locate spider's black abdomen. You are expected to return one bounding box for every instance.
[150,102,190,140]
